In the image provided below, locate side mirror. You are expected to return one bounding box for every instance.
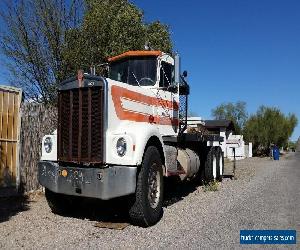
[182,70,188,78]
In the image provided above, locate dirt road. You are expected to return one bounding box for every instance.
[1,153,299,249]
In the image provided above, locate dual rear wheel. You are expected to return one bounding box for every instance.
[204,146,224,182]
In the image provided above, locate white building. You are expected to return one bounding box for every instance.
[204,120,252,160]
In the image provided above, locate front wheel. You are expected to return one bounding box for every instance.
[129,146,164,227]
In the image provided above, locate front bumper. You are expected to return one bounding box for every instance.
[38,161,137,200]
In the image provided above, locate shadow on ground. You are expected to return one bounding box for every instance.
[163,177,199,207]
[0,175,234,225]
[55,178,202,224]
[65,196,132,223]
[0,195,30,223]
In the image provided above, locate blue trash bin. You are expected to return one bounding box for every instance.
[273,147,280,160]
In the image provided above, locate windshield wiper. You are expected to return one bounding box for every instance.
[131,72,141,87]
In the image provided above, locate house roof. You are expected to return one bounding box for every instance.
[204,120,235,131]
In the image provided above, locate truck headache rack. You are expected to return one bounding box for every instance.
[58,85,104,164]
[179,79,189,135]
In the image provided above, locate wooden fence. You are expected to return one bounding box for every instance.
[0,86,22,190]
[19,104,57,192]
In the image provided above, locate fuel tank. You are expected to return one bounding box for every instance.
[177,148,200,180]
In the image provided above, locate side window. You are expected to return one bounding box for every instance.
[160,62,174,88]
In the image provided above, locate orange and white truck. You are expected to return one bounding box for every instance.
[38,50,224,227]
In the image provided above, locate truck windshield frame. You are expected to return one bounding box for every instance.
[109,56,157,86]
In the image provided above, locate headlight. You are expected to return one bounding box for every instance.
[44,137,52,153]
[116,137,127,156]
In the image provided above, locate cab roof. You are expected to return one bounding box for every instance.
[107,50,162,63]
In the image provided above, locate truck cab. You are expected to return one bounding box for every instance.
[108,50,180,135]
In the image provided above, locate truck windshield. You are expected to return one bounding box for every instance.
[109,56,157,86]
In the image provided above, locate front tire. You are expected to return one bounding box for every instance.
[129,146,164,227]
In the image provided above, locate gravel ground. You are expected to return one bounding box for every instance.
[0,153,299,249]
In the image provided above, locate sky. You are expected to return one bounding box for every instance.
[132,0,300,141]
[0,1,299,140]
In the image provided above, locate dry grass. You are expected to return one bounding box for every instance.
[203,180,219,192]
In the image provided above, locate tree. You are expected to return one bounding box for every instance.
[211,101,248,134]
[0,0,83,103]
[243,106,298,155]
[62,0,173,76]
[0,0,173,103]
[297,137,300,152]
[288,140,297,151]
[146,21,172,54]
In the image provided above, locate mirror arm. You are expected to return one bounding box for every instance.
[167,84,178,93]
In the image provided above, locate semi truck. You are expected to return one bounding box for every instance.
[38,50,224,227]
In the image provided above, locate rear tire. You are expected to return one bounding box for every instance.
[45,189,73,215]
[216,147,224,181]
[204,147,217,182]
[129,146,164,227]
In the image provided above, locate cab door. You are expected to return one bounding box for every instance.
[156,60,179,136]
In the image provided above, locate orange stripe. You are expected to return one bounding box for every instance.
[111,85,179,126]
[108,51,162,62]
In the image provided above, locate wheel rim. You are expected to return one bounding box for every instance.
[219,155,223,176]
[212,155,217,179]
[148,163,161,209]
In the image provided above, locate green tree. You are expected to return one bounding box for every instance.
[63,0,173,76]
[288,140,297,151]
[0,0,173,103]
[211,101,248,134]
[243,106,298,155]
[146,21,172,54]
[297,137,300,152]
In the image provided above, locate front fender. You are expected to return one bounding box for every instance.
[105,121,165,166]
